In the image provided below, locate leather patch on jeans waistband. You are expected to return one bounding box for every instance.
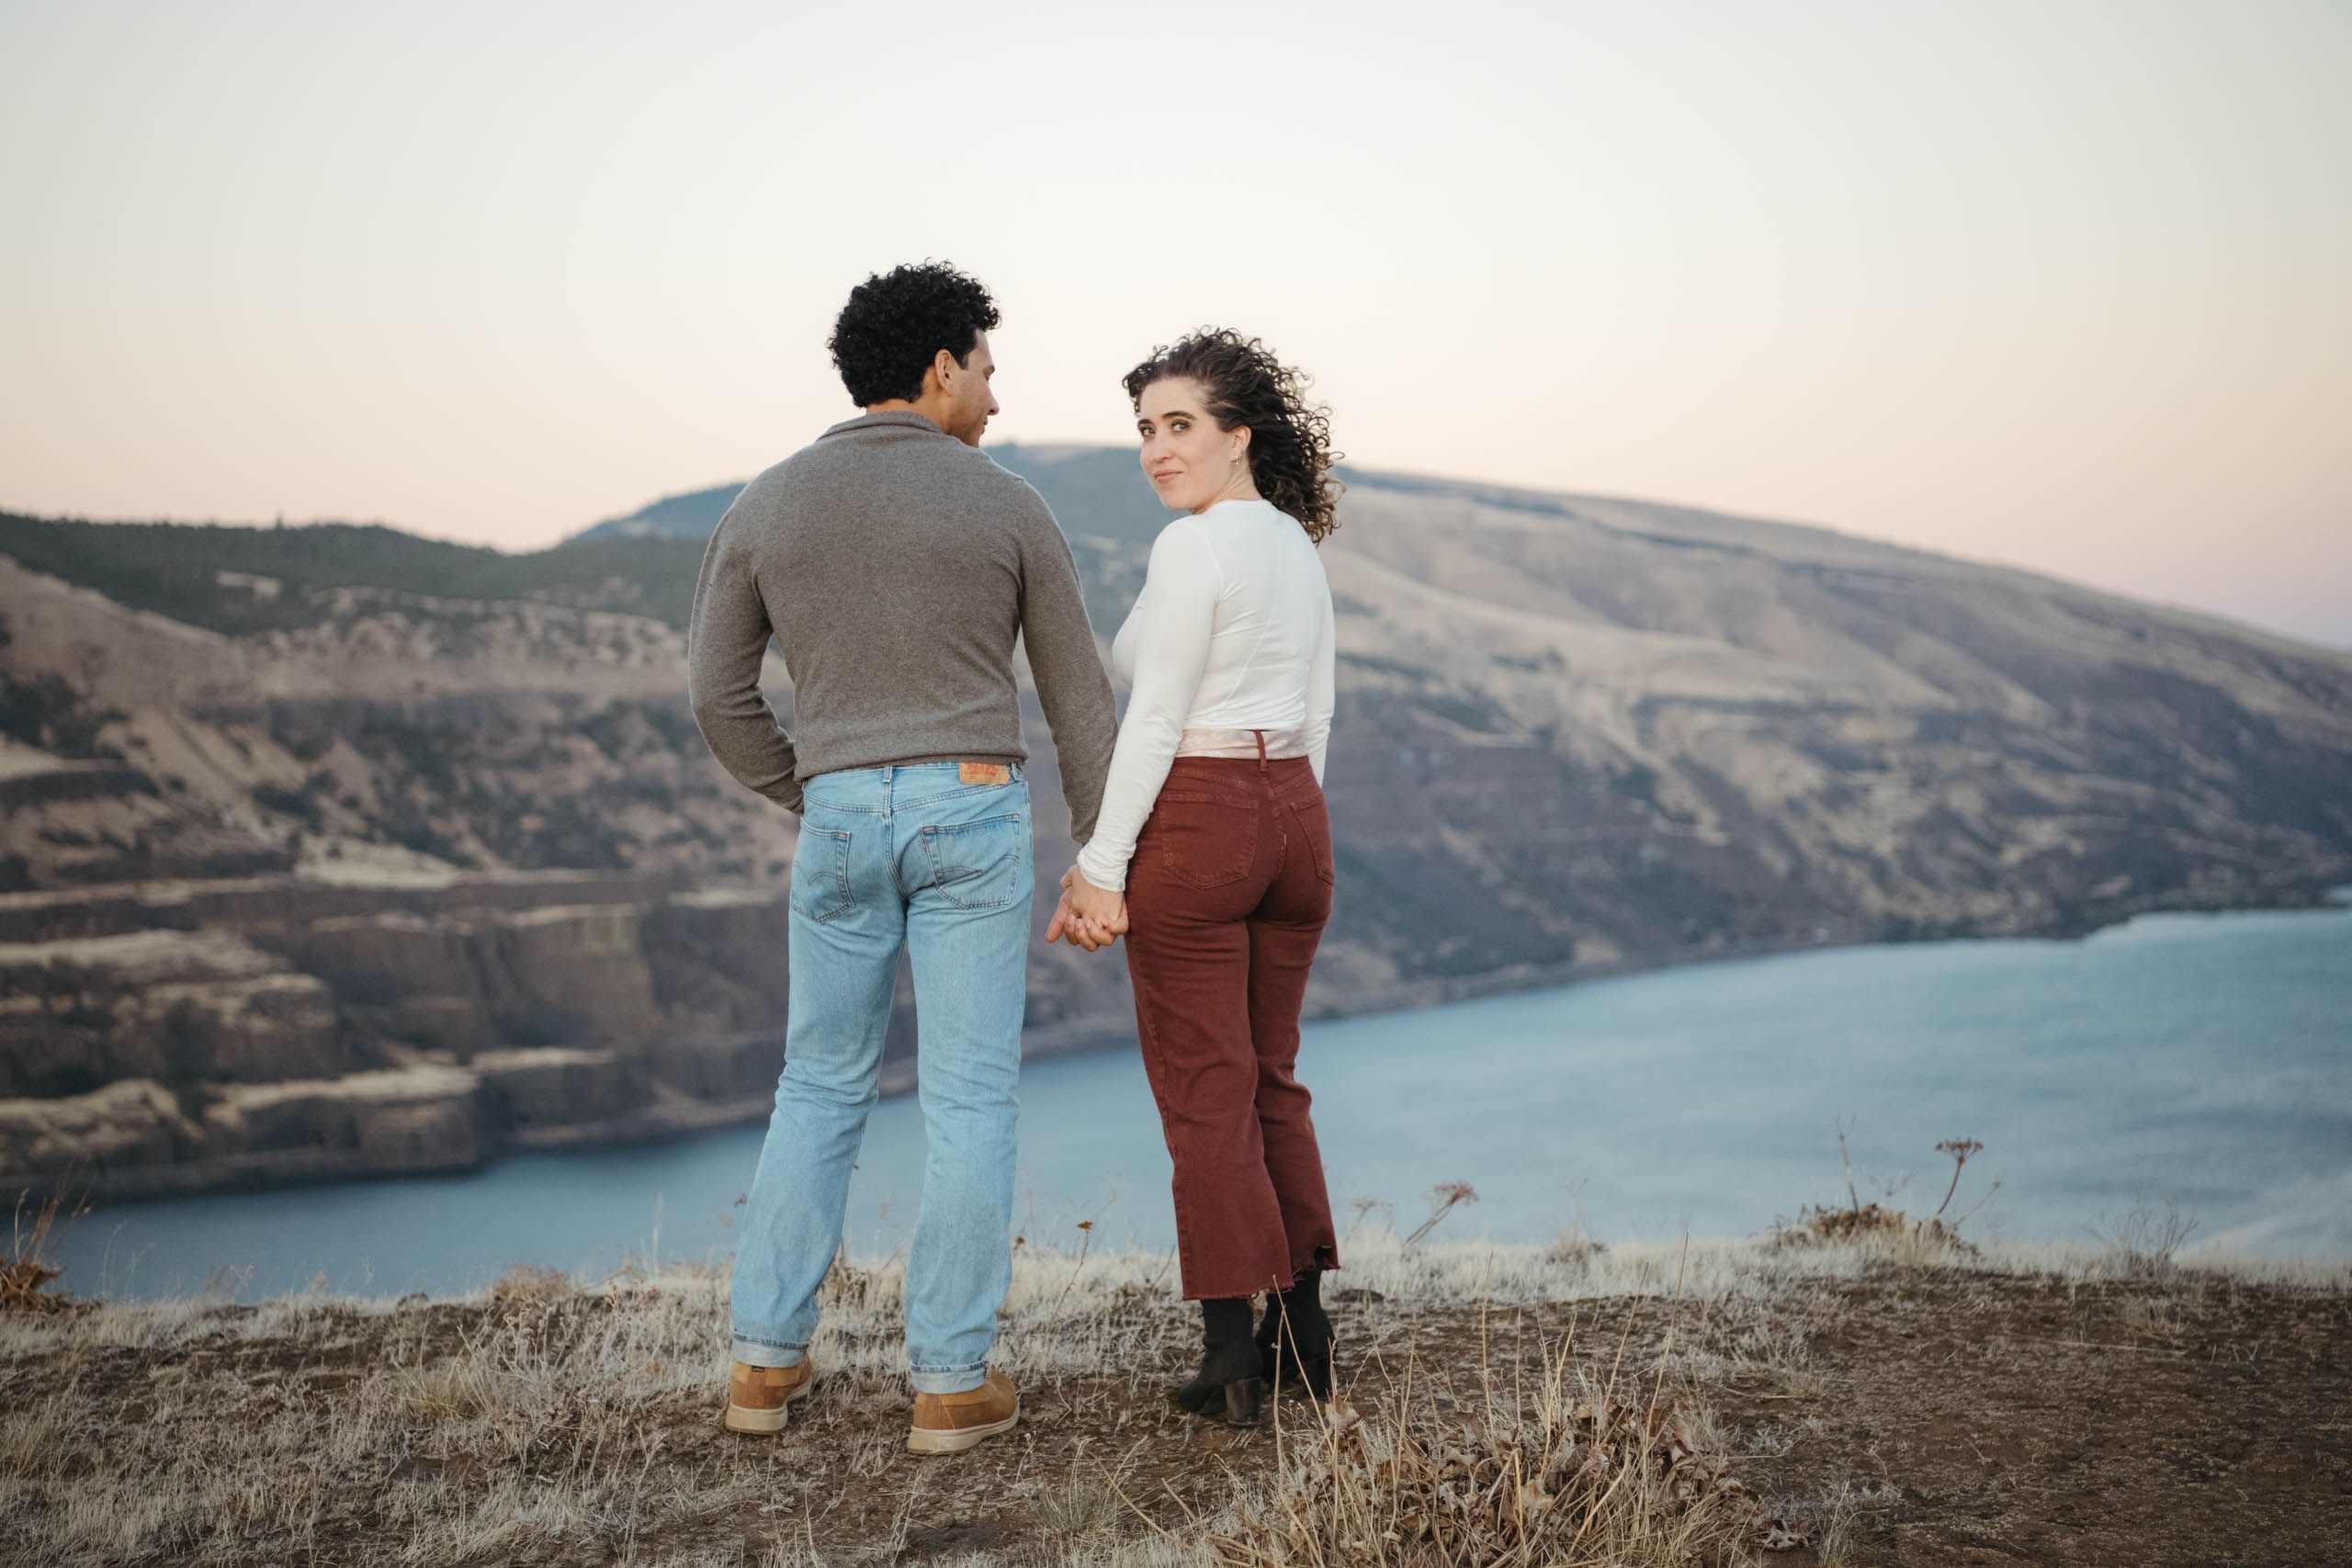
[957,762,1012,785]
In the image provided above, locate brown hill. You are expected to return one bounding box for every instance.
[3,461,2348,1196]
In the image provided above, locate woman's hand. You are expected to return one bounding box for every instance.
[1046,863,1128,952]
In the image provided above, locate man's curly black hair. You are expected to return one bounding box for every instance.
[827,262,1001,407]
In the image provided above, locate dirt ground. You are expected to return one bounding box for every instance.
[1702,1269,2352,1565]
[1,1255,2346,1566]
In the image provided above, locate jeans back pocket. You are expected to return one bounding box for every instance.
[789,822,856,924]
[917,811,1028,910]
[1147,792,1261,889]
[1287,795,1336,886]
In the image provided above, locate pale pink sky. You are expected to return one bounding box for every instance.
[3,2,2346,646]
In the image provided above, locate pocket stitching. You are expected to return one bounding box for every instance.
[896,777,1020,811]
[1157,789,1258,808]
[918,812,1028,909]
[1289,800,1335,886]
[792,825,855,924]
[921,810,1026,837]
[1156,807,1259,889]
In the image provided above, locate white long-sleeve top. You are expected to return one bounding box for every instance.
[1074,497,1336,892]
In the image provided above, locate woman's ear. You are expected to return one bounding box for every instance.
[1229,425,1252,461]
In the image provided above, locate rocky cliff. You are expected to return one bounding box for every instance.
[5,456,2349,1199]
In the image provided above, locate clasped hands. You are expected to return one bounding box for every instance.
[1045,863,1128,953]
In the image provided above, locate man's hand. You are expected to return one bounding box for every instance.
[1045,889,1104,952]
[1046,863,1127,951]
[1046,888,1121,952]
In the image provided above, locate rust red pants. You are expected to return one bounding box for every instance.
[1124,750,1340,1300]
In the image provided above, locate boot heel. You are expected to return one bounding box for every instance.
[723,1401,789,1434]
[1222,1376,1266,1425]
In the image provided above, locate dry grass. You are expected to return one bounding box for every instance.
[4,1188,88,1314]
[1202,1337,1805,1563]
[0,1223,2345,1566]
[1769,1133,1993,1266]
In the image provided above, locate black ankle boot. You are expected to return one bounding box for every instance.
[1256,1269,1335,1397]
[1172,1297,1264,1423]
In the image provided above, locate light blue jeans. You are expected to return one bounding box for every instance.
[729,761,1034,1394]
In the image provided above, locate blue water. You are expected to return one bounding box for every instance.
[46,897,2352,1302]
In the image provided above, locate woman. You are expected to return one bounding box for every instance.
[1047,328,1343,1423]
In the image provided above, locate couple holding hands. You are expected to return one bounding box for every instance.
[687,262,1342,1454]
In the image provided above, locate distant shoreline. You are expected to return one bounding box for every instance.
[15,871,2346,1212]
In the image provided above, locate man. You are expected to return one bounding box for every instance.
[687,262,1117,1454]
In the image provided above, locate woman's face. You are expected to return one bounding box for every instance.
[1136,377,1250,513]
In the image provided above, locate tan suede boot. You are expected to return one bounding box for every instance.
[723,1359,813,1434]
[906,1369,1020,1455]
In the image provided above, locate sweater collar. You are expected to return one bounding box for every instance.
[820,410,949,440]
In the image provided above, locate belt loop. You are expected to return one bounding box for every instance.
[1252,728,1268,774]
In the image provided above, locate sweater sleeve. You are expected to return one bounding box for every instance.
[1304,579,1335,786]
[1013,490,1119,844]
[1073,519,1221,892]
[686,502,805,814]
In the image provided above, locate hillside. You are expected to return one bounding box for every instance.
[4,455,2350,1196]
[572,444,2352,966]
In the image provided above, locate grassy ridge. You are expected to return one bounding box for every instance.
[2,1216,2345,1566]
[0,513,708,635]
[0,446,1230,638]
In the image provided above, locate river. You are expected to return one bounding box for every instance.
[45,896,2352,1302]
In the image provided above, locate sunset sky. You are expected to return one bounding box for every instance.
[3,2,2346,646]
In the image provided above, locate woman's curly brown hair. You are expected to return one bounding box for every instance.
[1122,328,1342,543]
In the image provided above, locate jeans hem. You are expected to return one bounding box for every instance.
[909,1359,989,1395]
[730,1334,808,1369]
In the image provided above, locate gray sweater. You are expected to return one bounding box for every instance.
[686,411,1117,841]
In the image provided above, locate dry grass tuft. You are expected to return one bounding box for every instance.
[486,1260,581,1314]
[1772,1201,1975,1262]
[1208,1337,1805,1564]
[5,1188,92,1314]
[2096,1199,2200,1279]
[1035,1466,1123,1541]
[1770,1132,1990,1263]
